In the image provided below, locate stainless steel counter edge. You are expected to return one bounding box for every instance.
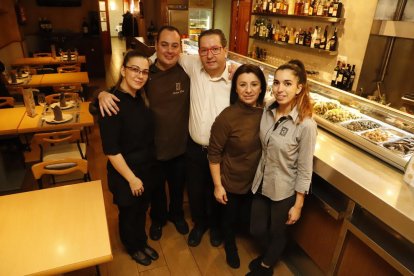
[314,128,414,244]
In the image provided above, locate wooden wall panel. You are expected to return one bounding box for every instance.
[0,0,21,48]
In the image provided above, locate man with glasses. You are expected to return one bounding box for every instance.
[173,29,233,248]
[97,26,191,241]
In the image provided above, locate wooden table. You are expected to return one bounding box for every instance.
[0,180,112,276]
[11,56,86,67]
[17,102,94,134]
[0,107,26,135]
[39,72,89,86]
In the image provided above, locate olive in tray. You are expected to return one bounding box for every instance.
[383,137,414,155]
[323,108,361,123]
[343,120,381,132]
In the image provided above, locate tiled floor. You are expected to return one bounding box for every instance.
[13,37,295,276]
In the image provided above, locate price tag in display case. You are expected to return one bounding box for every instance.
[403,155,414,187]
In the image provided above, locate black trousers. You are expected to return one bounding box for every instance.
[118,196,150,255]
[186,138,220,229]
[150,154,186,225]
[250,193,296,267]
[221,192,252,248]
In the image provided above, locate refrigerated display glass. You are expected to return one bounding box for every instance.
[189,8,212,42]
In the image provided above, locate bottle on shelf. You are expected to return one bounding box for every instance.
[323,0,329,16]
[282,0,289,14]
[335,62,344,88]
[319,25,328,49]
[347,64,356,91]
[308,0,315,15]
[331,60,340,86]
[332,0,342,18]
[328,27,338,51]
[316,0,324,16]
[273,20,281,41]
[304,27,312,47]
[328,0,334,17]
[303,0,310,15]
[310,26,318,48]
[342,64,351,90]
[268,0,274,13]
[82,18,89,34]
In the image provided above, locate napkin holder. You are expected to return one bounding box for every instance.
[23,89,37,117]
[59,92,67,107]
[403,155,414,187]
[52,106,63,121]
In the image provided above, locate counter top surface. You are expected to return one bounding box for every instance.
[315,128,414,243]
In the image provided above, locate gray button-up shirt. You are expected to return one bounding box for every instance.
[252,104,317,201]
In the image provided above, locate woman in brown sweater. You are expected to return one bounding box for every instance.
[208,64,267,269]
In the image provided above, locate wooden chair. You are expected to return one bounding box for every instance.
[32,129,86,162]
[31,158,90,189]
[45,92,79,105]
[57,65,81,73]
[0,96,15,108]
[33,52,52,57]
[52,84,83,94]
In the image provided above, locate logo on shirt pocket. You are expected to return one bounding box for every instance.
[173,82,184,94]
[280,126,288,136]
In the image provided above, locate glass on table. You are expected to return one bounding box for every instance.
[37,93,48,114]
[71,93,81,108]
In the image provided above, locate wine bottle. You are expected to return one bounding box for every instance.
[347,65,356,91]
[310,27,318,48]
[342,64,351,90]
[319,25,327,49]
[304,28,312,47]
[335,62,344,88]
[332,0,342,18]
[328,27,338,51]
[331,61,340,86]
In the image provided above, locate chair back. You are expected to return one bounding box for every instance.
[0,96,15,108]
[57,65,81,73]
[45,92,79,105]
[32,129,86,160]
[33,53,52,57]
[52,84,82,94]
[31,158,90,189]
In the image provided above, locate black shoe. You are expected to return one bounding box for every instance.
[143,245,159,260]
[187,225,207,247]
[209,228,222,247]
[131,250,151,266]
[246,263,273,276]
[149,223,162,241]
[248,255,263,271]
[225,246,240,269]
[169,217,189,235]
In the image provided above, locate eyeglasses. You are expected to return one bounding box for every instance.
[198,46,223,57]
[125,66,150,76]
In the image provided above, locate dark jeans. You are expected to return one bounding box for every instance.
[250,193,296,267]
[150,154,186,225]
[118,197,150,255]
[186,138,220,229]
[221,192,252,248]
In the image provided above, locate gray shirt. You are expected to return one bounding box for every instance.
[252,104,317,201]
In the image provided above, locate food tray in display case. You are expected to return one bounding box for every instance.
[227,52,414,171]
[309,85,414,171]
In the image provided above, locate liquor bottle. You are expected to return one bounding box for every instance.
[275,0,281,13]
[273,21,281,41]
[347,64,356,91]
[304,28,312,46]
[308,0,315,15]
[342,64,351,90]
[328,27,338,51]
[288,28,296,44]
[316,0,324,16]
[319,25,327,49]
[294,0,303,15]
[282,0,289,14]
[328,0,334,17]
[303,0,310,15]
[331,61,340,86]
[323,0,329,16]
[268,0,274,13]
[298,28,305,45]
[267,20,273,39]
[82,18,89,34]
[295,28,301,44]
[335,62,344,88]
[310,26,318,48]
[332,0,342,18]
[262,0,268,13]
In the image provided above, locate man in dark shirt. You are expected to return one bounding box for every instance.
[97,26,190,240]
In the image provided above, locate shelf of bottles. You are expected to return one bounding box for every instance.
[252,12,344,23]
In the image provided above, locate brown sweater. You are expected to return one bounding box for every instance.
[208,101,263,194]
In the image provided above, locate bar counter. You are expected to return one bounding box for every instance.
[314,128,414,244]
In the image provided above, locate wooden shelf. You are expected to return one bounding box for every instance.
[252,12,345,23]
[249,36,338,55]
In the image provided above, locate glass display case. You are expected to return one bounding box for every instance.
[228,52,414,171]
[188,8,212,42]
